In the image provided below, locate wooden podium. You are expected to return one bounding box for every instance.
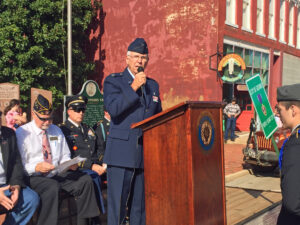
[132,101,226,225]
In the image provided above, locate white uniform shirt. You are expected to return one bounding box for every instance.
[16,120,71,176]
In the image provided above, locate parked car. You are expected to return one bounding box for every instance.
[242,118,290,170]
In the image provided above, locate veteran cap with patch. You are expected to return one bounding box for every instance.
[33,94,53,115]
[65,95,88,109]
[277,83,300,102]
[128,38,148,54]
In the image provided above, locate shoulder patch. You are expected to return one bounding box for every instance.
[88,128,96,137]
[96,120,103,127]
[111,72,123,77]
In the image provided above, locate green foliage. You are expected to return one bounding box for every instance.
[0,0,98,110]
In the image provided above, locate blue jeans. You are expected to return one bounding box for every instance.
[3,186,39,225]
[225,117,236,140]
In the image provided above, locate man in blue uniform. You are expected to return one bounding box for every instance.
[103,38,162,225]
[275,83,300,225]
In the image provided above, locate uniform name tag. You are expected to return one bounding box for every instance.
[50,136,58,141]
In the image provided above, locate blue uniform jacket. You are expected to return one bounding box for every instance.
[103,68,162,168]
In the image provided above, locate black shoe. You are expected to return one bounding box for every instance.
[122,220,129,225]
[224,139,228,143]
[231,138,235,142]
[90,217,101,225]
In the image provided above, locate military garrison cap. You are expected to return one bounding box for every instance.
[128,38,148,54]
[277,83,300,102]
[65,95,87,109]
[33,94,53,115]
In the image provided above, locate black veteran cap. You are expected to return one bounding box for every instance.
[65,95,87,109]
[33,94,53,115]
[277,83,300,102]
[128,38,148,54]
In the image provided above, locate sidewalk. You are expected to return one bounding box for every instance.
[224,131,282,225]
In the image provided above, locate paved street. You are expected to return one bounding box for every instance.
[224,131,282,225]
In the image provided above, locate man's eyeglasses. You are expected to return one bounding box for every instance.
[128,54,148,61]
[71,108,86,113]
[34,111,53,122]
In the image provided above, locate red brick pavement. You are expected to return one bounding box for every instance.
[224,143,246,176]
[224,132,250,176]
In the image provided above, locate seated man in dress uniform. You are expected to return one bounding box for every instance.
[0,111,39,225]
[59,95,106,218]
[16,94,100,225]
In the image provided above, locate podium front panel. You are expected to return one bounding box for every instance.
[190,106,225,224]
[141,102,225,225]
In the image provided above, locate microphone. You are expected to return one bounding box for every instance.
[137,66,144,73]
[137,67,145,97]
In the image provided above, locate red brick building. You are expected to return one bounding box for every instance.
[88,0,300,130]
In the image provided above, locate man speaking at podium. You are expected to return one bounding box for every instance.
[103,38,162,225]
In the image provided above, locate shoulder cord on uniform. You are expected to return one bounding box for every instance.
[279,128,300,170]
[100,123,105,140]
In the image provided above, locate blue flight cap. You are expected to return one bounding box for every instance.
[128,38,148,54]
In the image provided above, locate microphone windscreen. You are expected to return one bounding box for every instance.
[137,67,144,73]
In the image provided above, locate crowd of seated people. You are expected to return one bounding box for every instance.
[0,94,109,225]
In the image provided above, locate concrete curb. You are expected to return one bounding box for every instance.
[225,169,250,183]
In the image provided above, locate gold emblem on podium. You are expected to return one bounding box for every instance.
[197,112,215,151]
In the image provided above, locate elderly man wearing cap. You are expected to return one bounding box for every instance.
[275,83,300,225]
[59,95,106,217]
[15,94,100,225]
[103,38,162,225]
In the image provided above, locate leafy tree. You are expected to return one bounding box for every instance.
[0,0,99,115]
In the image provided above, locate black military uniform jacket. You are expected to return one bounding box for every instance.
[93,117,110,152]
[59,120,104,169]
[1,126,26,187]
[277,126,300,225]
